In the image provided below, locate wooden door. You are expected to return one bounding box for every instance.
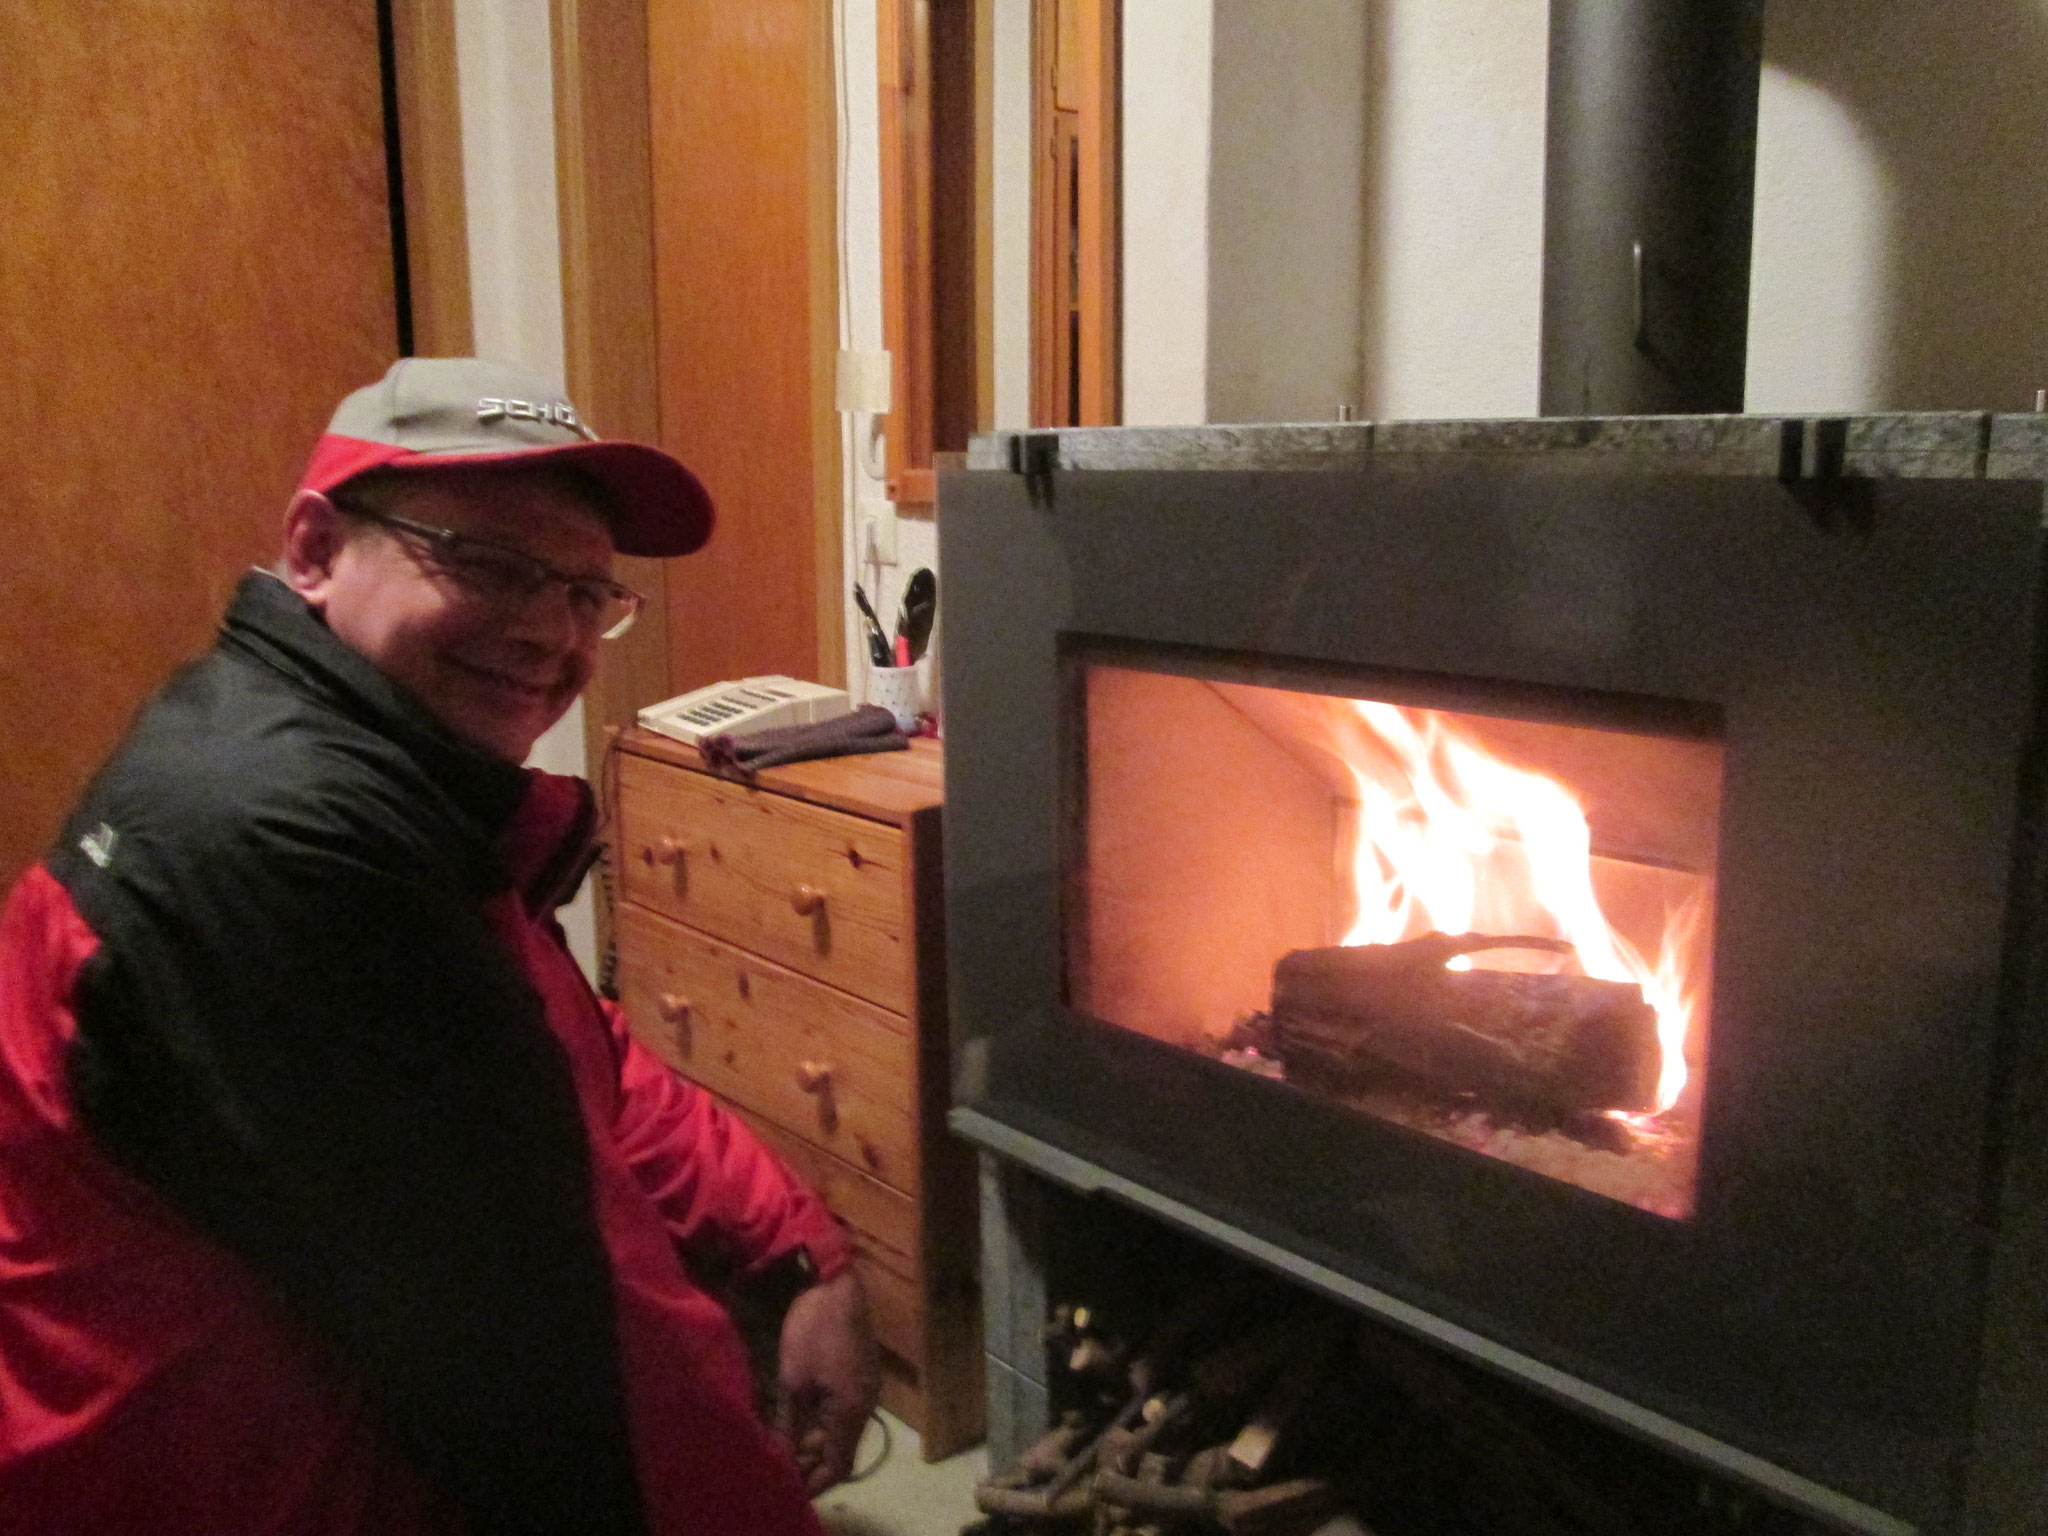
[1031,0,1118,426]
[0,1,403,887]
[876,0,985,509]
[646,0,842,696]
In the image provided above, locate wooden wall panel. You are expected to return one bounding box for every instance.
[392,0,474,358]
[554,0,674,763]
[878,0,983,507]
[646,0,841,695]
[878,0,935,505]
[804,0,847,693]
[1030,0,1118,426]
[0,1,399,888]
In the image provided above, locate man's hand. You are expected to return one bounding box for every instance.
[774,1268,880,1494]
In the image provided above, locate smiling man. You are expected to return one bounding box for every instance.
[302,466,618,760]
[0,359,875,1535]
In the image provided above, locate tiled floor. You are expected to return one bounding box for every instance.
[815,1411,988,1536]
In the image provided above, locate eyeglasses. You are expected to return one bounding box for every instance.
[334,502,643,640]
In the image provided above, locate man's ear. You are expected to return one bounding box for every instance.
[281,490,347,608]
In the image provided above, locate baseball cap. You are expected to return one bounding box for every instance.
[295,357,713,558]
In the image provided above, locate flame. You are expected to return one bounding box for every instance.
[1334,700,1704,1115]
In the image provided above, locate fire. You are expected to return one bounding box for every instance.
[1333,700,1703,1115]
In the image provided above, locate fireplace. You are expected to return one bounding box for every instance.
[939,414,2048,1536]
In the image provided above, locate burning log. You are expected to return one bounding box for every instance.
[1269,934,1660,1117]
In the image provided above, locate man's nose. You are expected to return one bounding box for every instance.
[502,577,589,648]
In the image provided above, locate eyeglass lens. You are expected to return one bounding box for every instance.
[342,503,640,638]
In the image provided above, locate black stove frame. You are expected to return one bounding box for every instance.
[939,415,2048,1536]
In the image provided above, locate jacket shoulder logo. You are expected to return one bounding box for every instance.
[79,822,118,869]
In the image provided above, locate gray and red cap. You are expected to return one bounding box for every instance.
[296,357,713,558]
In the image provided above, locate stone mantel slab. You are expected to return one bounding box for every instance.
[966,411,2048,486]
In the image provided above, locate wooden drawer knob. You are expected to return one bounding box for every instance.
[657,993,692,1024]
[640,835,689,867]
[795,1060,834,1093]
[790,883,826,916]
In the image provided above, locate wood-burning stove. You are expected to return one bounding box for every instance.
[940,414,2048,1535]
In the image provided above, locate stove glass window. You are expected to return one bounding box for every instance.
[1068,657,1722,1219]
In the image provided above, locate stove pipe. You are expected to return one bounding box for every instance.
[1539,0,1765,415]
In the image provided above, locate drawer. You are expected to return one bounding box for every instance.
[618,754,912,1012]
[729,1110,922,1369]
[728,1104,919,1275]
[617,903,919,1195]
[855,1250,922,1371]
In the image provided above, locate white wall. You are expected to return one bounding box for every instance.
[1122,0,1548,427]
[991,0,1034,430]
[834,0,952,704]
[1747,0,2048,413]
[455,0,566,385]
[1206,0,1370,425]
[1121,2,1214,425]
[1121,0,2048,425]
[452,0,596,976]
[1743,65,1889,415]
[1360,0,1548,420]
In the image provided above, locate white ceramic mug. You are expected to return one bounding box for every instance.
[867,664,921,731]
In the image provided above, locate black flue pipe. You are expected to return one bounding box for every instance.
[1539,0,1765,415]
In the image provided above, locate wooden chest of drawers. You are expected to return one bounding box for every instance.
[609,729,982,1458]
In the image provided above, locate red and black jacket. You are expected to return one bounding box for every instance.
[0,572,848,1535]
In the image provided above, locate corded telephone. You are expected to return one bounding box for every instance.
[635,676,852,746]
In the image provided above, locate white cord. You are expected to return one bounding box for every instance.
[856,413,889,483]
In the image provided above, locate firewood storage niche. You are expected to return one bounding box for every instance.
[1067,648,1722,1220]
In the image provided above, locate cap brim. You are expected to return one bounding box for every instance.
[299,434,715,558]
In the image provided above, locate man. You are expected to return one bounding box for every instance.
[0,359,877,1534]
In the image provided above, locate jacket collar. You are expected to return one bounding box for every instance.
[218,572,600,909]
[503,772,602,914]
[217,569,534,836]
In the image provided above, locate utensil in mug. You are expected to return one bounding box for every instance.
[853,583,892,667]
[896,568,937,662]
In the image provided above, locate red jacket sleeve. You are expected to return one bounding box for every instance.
[604,1001,853,1285]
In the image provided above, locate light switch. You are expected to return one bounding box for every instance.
[835,350,893,415]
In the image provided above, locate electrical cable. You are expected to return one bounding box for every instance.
[841,1409,893,1484]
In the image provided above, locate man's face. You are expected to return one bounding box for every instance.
[290,468,616,763]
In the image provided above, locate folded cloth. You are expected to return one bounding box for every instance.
[698,703,908,775]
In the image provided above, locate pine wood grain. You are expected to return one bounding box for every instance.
[555,0,673,762]
[617,904,921,1193]
[1030,0,1118,426]
[0,0,396,889]
[390,0,472,357]
[727,1104,920,1275]
[1071,0,1119,423]
[646,0,839,693]
[611,735,981,1456]
[620,727,944,821]
[732,1094,935,1383]
[618,753,916,1012]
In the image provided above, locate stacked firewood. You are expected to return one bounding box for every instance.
[970,1285,1366,1536]
[963,1277,1791,1536]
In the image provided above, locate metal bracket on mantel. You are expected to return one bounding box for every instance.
[1775,417,1851,483]
[1007,431,1060,506]
[1778,417,1876,534]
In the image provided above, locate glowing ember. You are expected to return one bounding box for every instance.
[1331,700,1707,1116]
